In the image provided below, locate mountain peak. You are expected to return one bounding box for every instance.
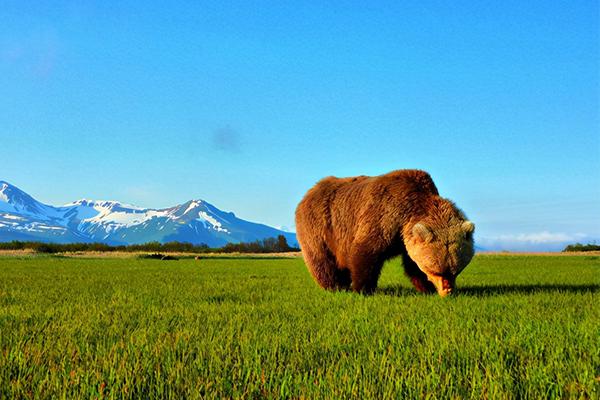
[65,198,146,211]
[0,180,36,204]
[67,198,118,206]
[0,180,18,194]
[182,199,206,211]
[0,180,53,218]
[66,199,96,206]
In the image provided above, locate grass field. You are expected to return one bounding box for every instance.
[0,254,598,399]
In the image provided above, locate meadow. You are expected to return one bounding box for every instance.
[0,254,598,399]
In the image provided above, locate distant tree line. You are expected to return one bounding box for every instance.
[0,235,299,254]
[219,235,295,253]
[562,243,600,252]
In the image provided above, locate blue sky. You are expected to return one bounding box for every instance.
[1,1,598,250]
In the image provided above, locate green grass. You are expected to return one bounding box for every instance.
[0,255,598,399]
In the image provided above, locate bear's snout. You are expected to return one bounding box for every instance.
[426,274,455,297]
[442,278,453,290]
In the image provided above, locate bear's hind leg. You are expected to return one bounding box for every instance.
[402,254,436,294]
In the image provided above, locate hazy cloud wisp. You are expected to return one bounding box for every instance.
[212,126,241,152]
[477,231,594,251]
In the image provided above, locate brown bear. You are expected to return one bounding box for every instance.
[295,169,474,296]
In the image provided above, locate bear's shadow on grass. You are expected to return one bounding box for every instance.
[378,284,599,297]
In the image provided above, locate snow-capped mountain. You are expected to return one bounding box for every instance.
[0,181,297,247]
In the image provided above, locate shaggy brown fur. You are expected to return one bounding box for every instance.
[295,170,475,296]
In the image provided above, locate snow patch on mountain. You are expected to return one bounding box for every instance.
[184,200,202,214]
[1,214,25,221]
[197,211,229,233]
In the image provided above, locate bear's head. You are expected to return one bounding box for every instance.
[404,200,475,297]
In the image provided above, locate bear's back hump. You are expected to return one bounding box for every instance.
[296,169,438,224]
[377,169,439,196]
[299,170,437,209]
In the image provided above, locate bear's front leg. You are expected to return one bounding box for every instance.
[401,254,436,294]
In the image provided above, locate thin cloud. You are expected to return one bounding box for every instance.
[477,231,594,251]
[275,225,295,233]
[212,126,241,152]
[493,231,586,244]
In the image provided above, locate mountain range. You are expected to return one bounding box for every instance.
[0,181,296,247]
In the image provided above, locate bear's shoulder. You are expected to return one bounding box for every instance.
[381,169,431,180]
[378,170,437,192]
[315,175,369,187]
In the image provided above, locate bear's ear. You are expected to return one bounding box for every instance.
[412,223,433,243]
[462,221,475,233]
